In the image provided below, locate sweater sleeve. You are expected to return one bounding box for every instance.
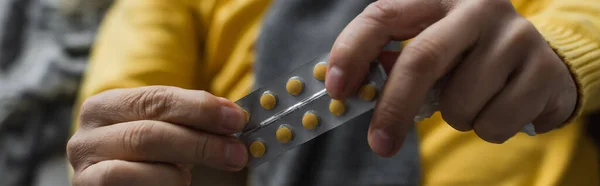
[526,0,600,121]
[72,0,204,130]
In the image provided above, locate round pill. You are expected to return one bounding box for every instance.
[276,126,293,143]
[313,63,327,81]
[302,112,319,130]
[260,93,277,110]
[329,100,346,116]
[286,78,304,96]
[243,110,250,124]
[359,84,377,101]
[249,141,266,158]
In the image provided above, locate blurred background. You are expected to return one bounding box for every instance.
[0,1,598,186]
[0,0,111,185]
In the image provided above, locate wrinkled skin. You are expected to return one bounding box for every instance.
[67,0,578,185]
[326,0,577,157]
[68,86,248,186]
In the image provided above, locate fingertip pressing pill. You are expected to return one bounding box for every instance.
[302,111,319,130]
[313,62,327,81]
[359,84,377,101]
[249,141,266,158]
[260,93,277,110]
[276,126,293,143]
[329,99,346,116]
[286,78,304,96]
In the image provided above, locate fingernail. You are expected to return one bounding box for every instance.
[221,106,245,131]
[371,129,395,156]
[326,66,346,97]
[225,142,247,168]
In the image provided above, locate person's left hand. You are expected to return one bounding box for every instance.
[326,0,578,157]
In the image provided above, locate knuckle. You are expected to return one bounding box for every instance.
[364,0,399,25]
[330,41,353,63]
[79,88,131,128]
[130,86,176,120]
[120,121,160,157]
[505,18,536,44]
[66,132,97,171]
[521,60,563,101]
[196,89,212,98]
[556,85,578,123]
[79,94,107,127]
[194,135,211,162]
[196,90,216,106]
[521,81,545,102]
[439,100,475,131]
[401,38,445,75]
[66,134,87,169]
[528,55,563,81]
[195,91,220,117]
[376,101,411,126]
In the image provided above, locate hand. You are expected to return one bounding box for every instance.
[67,86,248,186]
[326,0,577,157]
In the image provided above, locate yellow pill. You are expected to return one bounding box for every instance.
[286,78,304,96]
[260,93,277,110]
[243,110,250,124]
[359,84,377,101]
[302,112,319,130]
[276,126,293,143]
[249,141,266,158]
[313,62,327,81]
[329,100,346,116]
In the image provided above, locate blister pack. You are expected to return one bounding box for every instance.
[235,53,535,167]
[234,53,386,167]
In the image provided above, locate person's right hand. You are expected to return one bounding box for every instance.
[67,86,248,186]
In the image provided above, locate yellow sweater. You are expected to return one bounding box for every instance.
[76,0,600,185]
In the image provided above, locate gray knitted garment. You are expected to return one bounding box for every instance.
[251,0,421,185]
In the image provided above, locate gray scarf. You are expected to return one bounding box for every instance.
[252,0,420,185]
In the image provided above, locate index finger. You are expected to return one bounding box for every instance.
[79,86,247,134]
[368,9,482,156]
[326,0,445,99]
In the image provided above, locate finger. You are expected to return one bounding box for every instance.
[473,49,562,143]
[73,160,190,186]
[327,0,446,99]
[68,120,248,171]
[368,9,481,157]
[530,47,578,133]
[439,18,534,131]
[79,86,246,134]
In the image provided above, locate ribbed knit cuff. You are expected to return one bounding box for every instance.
[531,20,600,123]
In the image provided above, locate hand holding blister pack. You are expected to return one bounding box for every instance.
[235,53,536,167]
